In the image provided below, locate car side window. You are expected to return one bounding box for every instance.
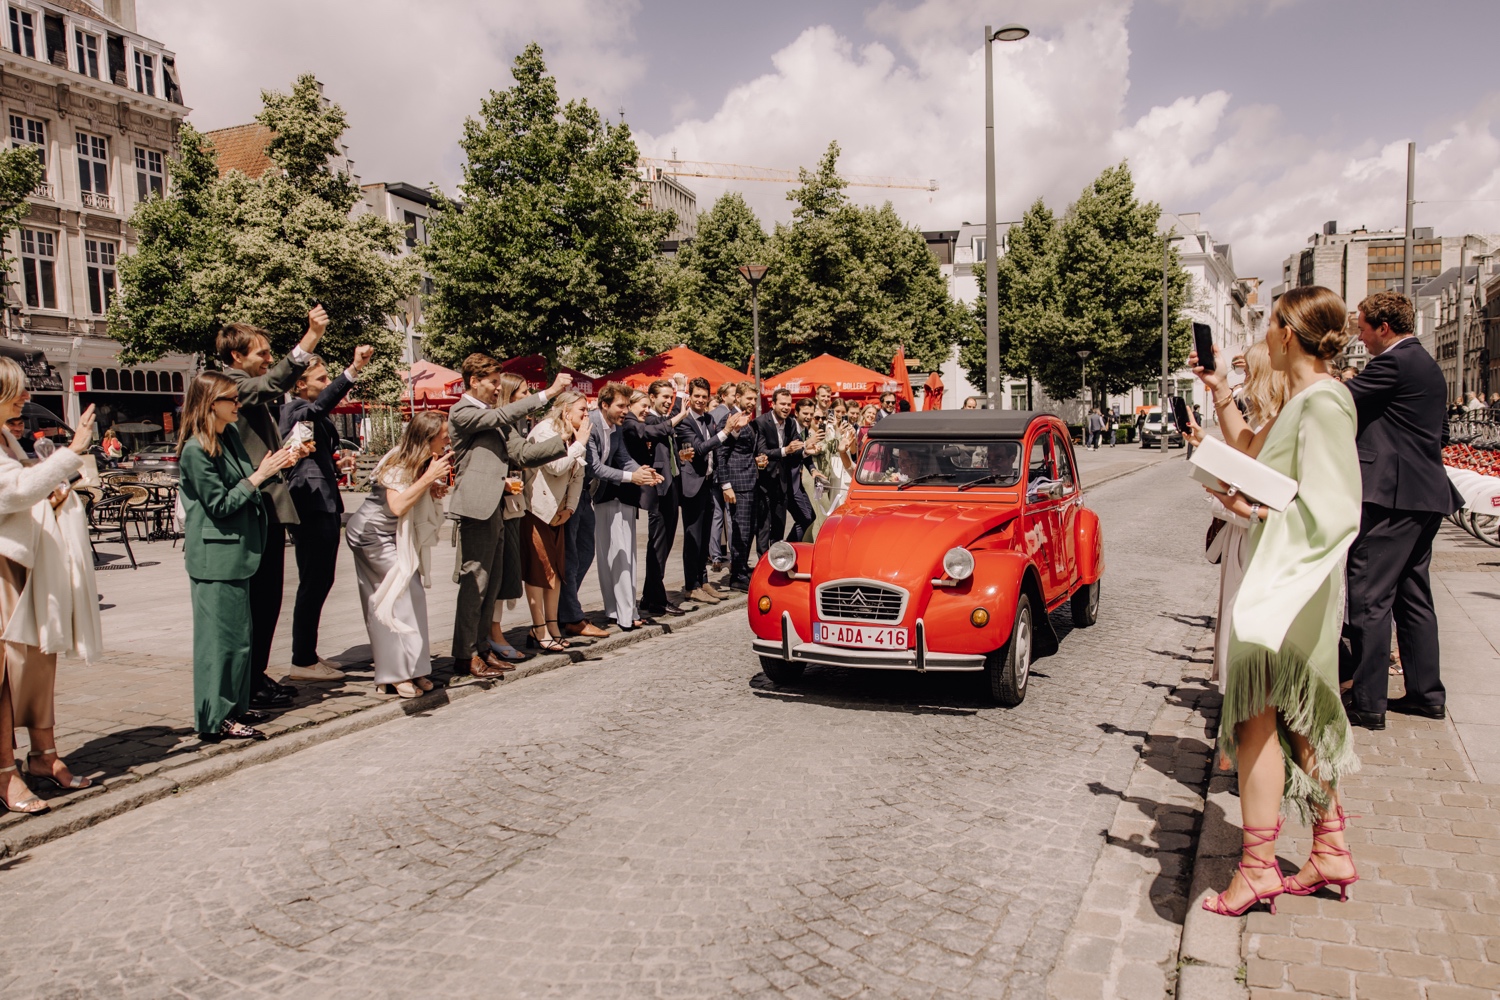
[1052,433,1075,491]
[1027,435,1053,485]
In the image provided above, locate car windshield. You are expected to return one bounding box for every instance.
[854,440,1023,487]
[140,444,173,455]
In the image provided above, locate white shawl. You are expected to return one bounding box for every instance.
[370,483,441,636]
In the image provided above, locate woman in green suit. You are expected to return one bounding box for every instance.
[178,372,297,741]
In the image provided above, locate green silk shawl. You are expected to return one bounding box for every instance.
[1225,378,1362,820]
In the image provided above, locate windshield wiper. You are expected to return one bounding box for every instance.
[957,473,1011,492]
[896,472,950,490]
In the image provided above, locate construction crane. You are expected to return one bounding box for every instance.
[640,155,937,192]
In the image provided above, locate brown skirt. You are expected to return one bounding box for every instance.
[522,512,566,589]
[0,555,57,730]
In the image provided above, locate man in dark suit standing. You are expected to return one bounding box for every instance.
[784,397,821,542]
[633,378,691,618]
[752,388,803,558]
[719,384,762,591]
[221,306,327,710]
[1341,291,1463,729]
[278,343,372,682]
[677,377,750,604]
[706,381,739,572]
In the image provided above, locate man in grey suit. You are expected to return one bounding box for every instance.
[221,305,327,710]
[449,354,572,678]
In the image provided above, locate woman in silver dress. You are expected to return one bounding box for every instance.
[345,412,453,699]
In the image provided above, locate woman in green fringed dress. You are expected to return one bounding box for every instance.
[1189,285,1364,917]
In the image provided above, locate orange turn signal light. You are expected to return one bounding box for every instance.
[970,607,990,627]
[758,596,772,614]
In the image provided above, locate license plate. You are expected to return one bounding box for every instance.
[814,622,910,649]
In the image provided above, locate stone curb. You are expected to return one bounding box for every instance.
[1176,758,1250,997]
[0,595,746,859]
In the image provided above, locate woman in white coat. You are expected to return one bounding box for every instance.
[0,358,101,815]
[521,391,588,652]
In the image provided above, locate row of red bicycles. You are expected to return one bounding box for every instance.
[1443,418,1500,547]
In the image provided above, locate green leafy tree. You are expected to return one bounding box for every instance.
[111,77,417,400]
[0,145,44,299]
[421,43,674,372]
[651,192,769,366]
[960,198,1064,397]
[758,142,968,372]
[1037,162,1189,401]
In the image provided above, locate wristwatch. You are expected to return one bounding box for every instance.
[1249,503,1261,522]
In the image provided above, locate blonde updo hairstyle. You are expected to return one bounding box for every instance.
[0,356,26,407]
[1273,285,1350,361]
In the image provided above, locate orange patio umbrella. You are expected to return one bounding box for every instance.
[602,346,745,391]
[761,354,892,402]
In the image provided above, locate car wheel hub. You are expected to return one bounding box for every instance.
[1015,613,1031,690]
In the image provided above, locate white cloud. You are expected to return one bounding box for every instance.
[1149,0,1304,28]
[136,0,644,189]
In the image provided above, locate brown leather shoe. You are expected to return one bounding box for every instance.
[467,655,507,678]
[482,652,517,673]
[563,620,609,638]
[704,583,729,600]
[688,586,721,605]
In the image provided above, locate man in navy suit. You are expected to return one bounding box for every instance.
[1341,291,1464,729]
[706,381,739,570]
[279,344,372,681]
[677,377,750,604]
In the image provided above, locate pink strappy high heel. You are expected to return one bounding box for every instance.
[1203,820,1285,916]
[1282,807,1359,901]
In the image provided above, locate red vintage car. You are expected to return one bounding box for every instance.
[748,411,1104,705]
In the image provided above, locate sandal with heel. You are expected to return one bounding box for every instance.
[1203,820,1285,916]
[1283,807,1360,901]
[527,625,568,653]
[25,747,92,790]
[545,621,574,649]
[0,763,48,814]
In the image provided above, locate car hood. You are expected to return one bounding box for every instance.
[812,500,1018,588]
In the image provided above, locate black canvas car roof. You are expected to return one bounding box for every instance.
[866,410,1054,441]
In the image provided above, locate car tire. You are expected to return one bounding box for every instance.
[1070,580,1100,628]
[986,593,1033,707]
[759,656,804,686]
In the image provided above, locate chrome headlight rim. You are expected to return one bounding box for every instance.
[943,546,975,581]
[767,540,798,573]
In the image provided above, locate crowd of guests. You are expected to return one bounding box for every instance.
[1191,288,1455,921]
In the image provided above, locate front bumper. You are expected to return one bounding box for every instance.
[752,613,986,673]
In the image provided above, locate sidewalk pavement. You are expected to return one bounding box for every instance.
[0,501,741,852]
[1179,519,1500,1000]
[1075,437,1181,488]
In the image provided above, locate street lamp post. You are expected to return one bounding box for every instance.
[1077,349,1091,404]
[984,21,1029,408]
[1161,230,1185,454]
[738,264,769,416]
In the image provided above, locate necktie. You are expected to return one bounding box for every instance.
[702,414,715,477]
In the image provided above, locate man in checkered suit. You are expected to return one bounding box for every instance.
[718,384,761,591]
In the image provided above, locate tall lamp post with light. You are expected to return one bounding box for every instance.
[1077,349,1091,403]
[1160,229,1185,454]
[984,21,1029,408]
[738,264,769,415]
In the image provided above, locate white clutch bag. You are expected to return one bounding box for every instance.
[1188,436,1298,512]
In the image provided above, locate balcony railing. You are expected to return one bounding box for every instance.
[30,182,54,200]
[80,191,114,211]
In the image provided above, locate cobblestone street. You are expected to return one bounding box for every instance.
[0,455,1223,998]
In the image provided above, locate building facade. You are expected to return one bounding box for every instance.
[1,0,195,432]
[356,180,433,363]
[1427,262,1498,402]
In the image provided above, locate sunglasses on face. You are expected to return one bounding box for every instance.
[216,394,241,405]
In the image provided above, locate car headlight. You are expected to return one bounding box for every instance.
[943,546,975,581]
[767,540,797,573]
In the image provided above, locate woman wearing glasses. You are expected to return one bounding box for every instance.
[177,372,297,742]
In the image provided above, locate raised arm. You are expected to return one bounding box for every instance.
[234,352,311,406]
[0,448,83,515]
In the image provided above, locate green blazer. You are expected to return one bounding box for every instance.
[180,424,268,582]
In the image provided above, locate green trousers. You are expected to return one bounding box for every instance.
[192,577,253,734]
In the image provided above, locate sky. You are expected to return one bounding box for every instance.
[136,0,1500,284]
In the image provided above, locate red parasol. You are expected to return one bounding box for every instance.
[890,345,916,410]
[499,355,599,397]
[761,354,893,403]
[922,371,945,410]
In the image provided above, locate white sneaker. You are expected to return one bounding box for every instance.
[285,660,346,682]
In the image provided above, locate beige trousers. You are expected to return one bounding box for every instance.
[0,555,57,730]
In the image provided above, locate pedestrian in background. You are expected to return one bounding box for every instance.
[278,344,373,683]
[962,397,978,410]
[220,305,327,710]
[100,428,122,467]
[1193,286,1363,918]
[178,372,298,743]
[1086,408,1104,450]
[488,372,540,662]
[448,356,570,678]
[0,367,100,814]
[345,412,451,699]
[521,391,588,651]
[1340,291,1463,730]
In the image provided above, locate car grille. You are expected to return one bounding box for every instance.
[817,582,908,623]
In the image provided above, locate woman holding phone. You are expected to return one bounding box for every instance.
[1188,286,1363,917]
[178,372,299,742]
[345,412,452,698]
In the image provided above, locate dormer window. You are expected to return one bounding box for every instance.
[74,29,98,78]
[8,7,35,58]
[133,50,155,96]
